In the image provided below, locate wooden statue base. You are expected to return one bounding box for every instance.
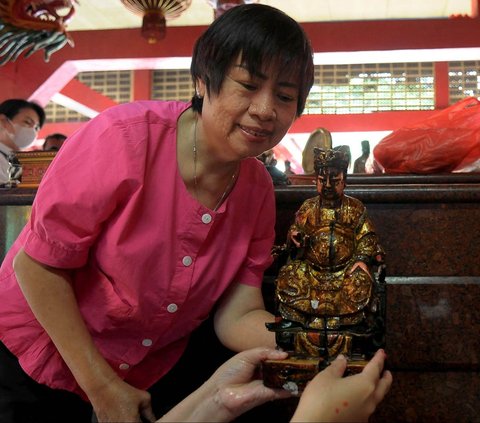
[262,356,368,394]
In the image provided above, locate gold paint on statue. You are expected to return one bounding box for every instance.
[263,146,386,392]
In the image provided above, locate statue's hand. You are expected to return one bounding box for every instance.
[348,261,371,277]
[290,230,303,247]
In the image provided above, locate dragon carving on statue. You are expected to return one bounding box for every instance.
[0,0,77,66]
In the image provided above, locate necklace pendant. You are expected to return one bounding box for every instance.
[192,116,238,211]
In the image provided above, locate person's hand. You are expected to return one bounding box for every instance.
[89,376,156,422]
[348,261,371,277]
[210,347,293,421]
[291,349,392,422]
[157,347,292,422]
[290,230,302,247]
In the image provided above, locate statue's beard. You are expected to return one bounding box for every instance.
[322,188,340,200]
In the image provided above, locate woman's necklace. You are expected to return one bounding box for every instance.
[193,118,238,211]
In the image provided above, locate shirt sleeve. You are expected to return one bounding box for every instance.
[23,106,146,268]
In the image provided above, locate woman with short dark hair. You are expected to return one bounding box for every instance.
[0,5,390,423]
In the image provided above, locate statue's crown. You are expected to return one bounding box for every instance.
[313,147,349,173]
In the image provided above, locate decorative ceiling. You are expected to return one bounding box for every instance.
[66,0,474,32]
[3,0,476,135]
[1,0,472,67]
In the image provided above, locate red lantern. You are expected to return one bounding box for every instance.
[120,0,192,43]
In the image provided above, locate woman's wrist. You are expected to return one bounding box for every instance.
[158,381,228,422]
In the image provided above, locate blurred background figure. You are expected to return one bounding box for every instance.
[284,159,295,175]
[334,144,352,173]
[43,133,67,151]
[257,149,291,186]
[302,127,332,174]
[353,140,371,173]
[0,99,45,185]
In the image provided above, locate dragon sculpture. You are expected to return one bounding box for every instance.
[0,0,77,66]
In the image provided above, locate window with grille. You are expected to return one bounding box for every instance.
[44,70,132,123]
[449,61,480,104]
[152,69,194,101]
[45,62,480,123]
[78,70,132,103]
[44,102,90,124]
[304,62,435,114]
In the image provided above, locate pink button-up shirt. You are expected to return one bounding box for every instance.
[0,100,275,398]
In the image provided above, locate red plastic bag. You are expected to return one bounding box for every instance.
[373,97,480,173]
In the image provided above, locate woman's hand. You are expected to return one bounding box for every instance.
[13,249,155,423]
[211,347,292,419]
[90,377,155,423]
[157,347,292,422]
[291,349,392,422]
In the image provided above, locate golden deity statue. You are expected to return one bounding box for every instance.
[263,146,386,393]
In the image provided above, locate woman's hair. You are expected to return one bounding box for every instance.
[190,4,314,117]
[0,98,46,128]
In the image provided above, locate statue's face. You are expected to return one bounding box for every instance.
[316,167,345,200]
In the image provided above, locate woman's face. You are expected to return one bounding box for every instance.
[197,56,299,161]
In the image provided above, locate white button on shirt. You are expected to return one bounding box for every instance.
[119,363,130,370]
[167,303,178,313]
[201,213,212,224]
[142,338,153,347]
[182,256,192,266]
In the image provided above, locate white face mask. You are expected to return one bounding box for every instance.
[6,120,37,149]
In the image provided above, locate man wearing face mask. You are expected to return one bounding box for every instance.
[0,99,45,185]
